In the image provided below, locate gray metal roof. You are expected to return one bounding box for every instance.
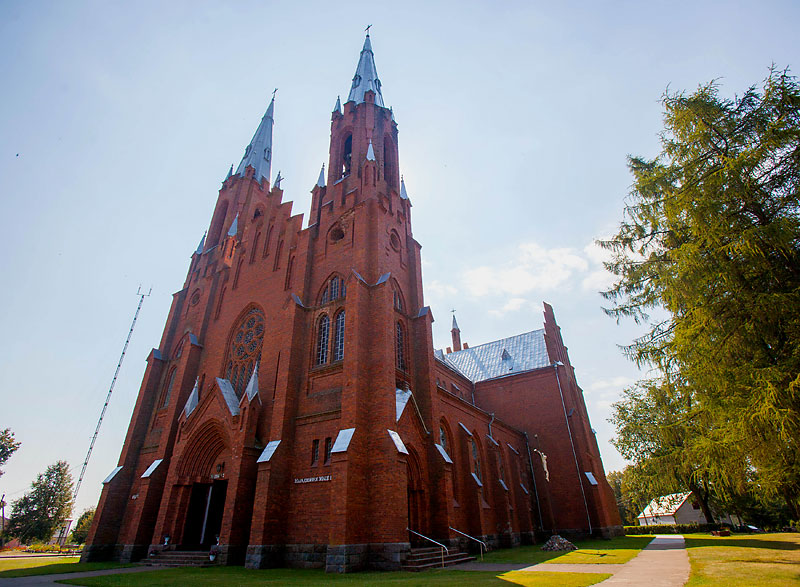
[347,35,385,107]
[236,97,274,184]
[437,329,550,383]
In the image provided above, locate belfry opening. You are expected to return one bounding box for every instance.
[82,33,622,573]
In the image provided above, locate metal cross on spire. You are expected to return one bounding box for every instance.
[365,24,372,35]
[272,88,278,99]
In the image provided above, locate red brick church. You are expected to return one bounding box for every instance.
[83,34,621,572]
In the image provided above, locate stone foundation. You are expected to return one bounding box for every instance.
[367,542,410,570]
[118,543,148,563]
[325,543,368,573]
[245,544,285,569]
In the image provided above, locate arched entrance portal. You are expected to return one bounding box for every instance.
[406,448,427,546]
[176,421,231,549]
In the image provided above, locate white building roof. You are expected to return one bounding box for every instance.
[638,492,692,519]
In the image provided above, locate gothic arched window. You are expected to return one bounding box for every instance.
[396,321,407,371]
[471,437,482,482]
[319,275,346,305]
[224,307,266,398]
[161,368,176,408]
[316,314,330,365]
[333,311,345,361]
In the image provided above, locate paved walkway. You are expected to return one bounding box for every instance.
[0,566,153,586]
[0,536,691,586]
[454,534,691,586]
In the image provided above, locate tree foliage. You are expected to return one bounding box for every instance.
[69,508,95,544]
[0,428,21,478]
[602,68,800,520]
[7,461,74,544]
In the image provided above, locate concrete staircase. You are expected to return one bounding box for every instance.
[139,550,217,567]
[401,546,475,571]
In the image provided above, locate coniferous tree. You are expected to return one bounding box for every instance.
[602,68,800,519]
[7,461,74,543]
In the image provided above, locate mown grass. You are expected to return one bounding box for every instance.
[0,555,132,577]
[60,566,611,586]
[685,532,800,586]
[480,535,653,565]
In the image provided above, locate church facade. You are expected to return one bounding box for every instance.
[83,34,621,572]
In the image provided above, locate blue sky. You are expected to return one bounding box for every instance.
[1,1,797,517]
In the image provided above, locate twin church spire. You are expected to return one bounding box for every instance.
[232,32,389,195]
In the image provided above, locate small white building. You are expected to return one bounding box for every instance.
[637,492,740,526]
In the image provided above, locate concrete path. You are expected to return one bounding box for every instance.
[453,534,691,586]
[598,535,690,586]
[0,566,153,586]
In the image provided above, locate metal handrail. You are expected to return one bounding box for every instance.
[407,528,448,568]
[449,526,486,560]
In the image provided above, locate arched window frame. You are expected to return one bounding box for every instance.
[396,321,407,371]
[161,368,177,408]
[318,274,347,306]
[471,436,483,483]
[316,314,330,365]
[223,306,266,398]
[333,310,345,362]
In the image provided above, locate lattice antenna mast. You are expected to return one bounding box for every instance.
[73,286,151,502]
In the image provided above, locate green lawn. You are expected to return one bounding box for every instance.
[0,556,132,578]
[59,566,611,586]
[480,535,653,565]
[685,532,800,586]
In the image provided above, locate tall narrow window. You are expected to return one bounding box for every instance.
[330,276,340,300]
[333,311,345,361]
[471,438,482,482]
[324,437,332,464]
[396,322,406,371]
[316,315,330,365]
[439,424,448,453]
[162,369,176,408]
[342,134,353,176]
[311,439,320,466]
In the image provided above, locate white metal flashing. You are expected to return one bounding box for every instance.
[331,428,355,453]
[244,362,260,402]
[366,140,376,161]
[520,483,529,495]
[486,434,499,447]
[434,443,453,464]
[103,466,123,484]
[507,443,519,455]
[585,471,599,486]
[458,422,473,436]
[257,440,281,463]
[499,479,509,491]
[471,472,483,487]
[141,459,163,478]
[227,214,239,237]
[216,377,240,416]
[395,387,412,421]
[387,429,408,454]
[184,379,199,418]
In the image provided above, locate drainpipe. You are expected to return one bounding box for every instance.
[488,413,495,438]
[554,361,592,535]
[523,432,545,532]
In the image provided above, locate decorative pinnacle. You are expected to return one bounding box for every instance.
[316,164,326,188]
[227,213,239,237]
[366,139,376,161]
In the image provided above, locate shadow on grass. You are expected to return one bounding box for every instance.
[685,536,800,551]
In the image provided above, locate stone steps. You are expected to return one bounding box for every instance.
[139,550,217,567]
[401,546,475,571]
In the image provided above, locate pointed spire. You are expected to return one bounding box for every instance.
[334,96,342,114]
[227,213,239,237]
[236,95,275,184]
[452,313,459,331]
[195,232,206,255]
[347,33,385,107]
[316,164,326,188]
[274,170,283,188]
[224,164,233,182]
[366,139,376,161]
[400,176,410,201]
[244,362,259,401]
